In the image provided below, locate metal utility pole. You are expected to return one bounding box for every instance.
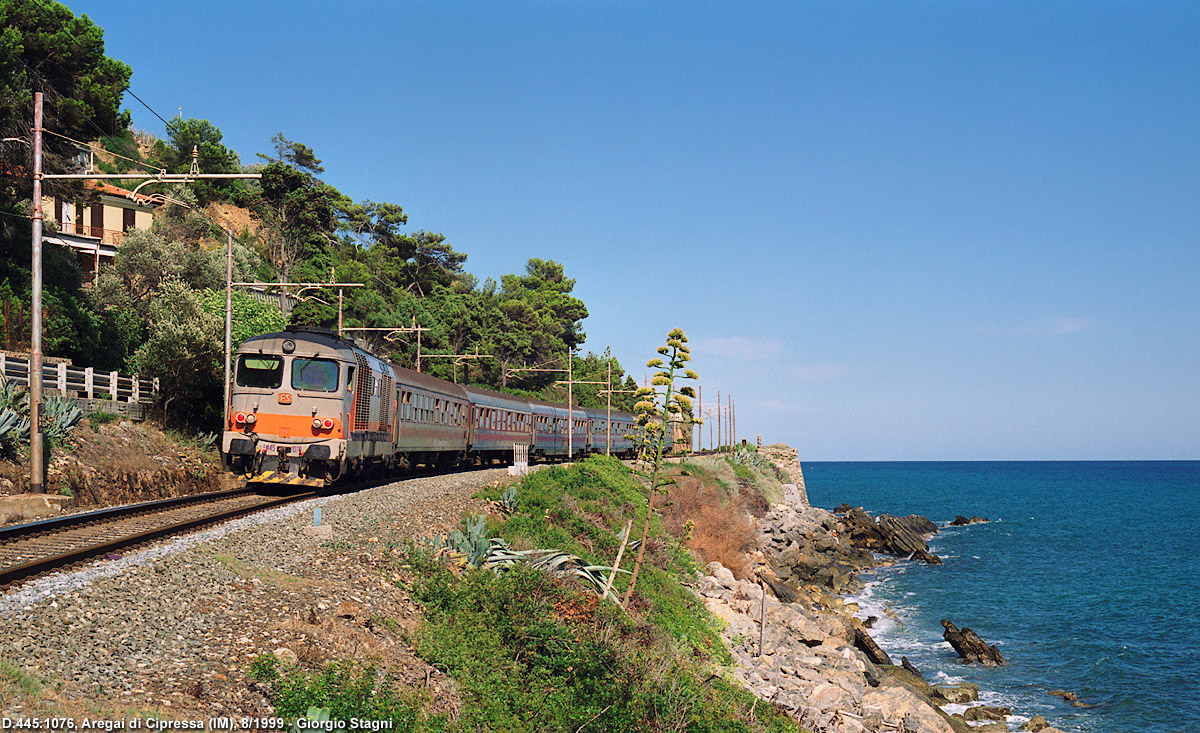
[716,389,721,452]
[505,350,581,458]
[29,100,261,491]
[596,363,638,456]
[729,394,734,448]
[224,230,233,427]
[29,93,44,493]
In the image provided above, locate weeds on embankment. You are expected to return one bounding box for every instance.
[249,455,804,732]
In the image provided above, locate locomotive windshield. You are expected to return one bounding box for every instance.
[292,357,339,392]
[236,355,283,388]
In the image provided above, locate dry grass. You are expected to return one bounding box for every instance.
[660,471,756,578]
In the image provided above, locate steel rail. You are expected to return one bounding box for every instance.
[0,491,316,587]
[0,487,257,542]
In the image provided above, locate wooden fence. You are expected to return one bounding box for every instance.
[0,352,157,420]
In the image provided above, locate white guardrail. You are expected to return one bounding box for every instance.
[0,352,157,405]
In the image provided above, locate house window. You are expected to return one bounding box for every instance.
[123,207,135,232]
[90,205,103,236]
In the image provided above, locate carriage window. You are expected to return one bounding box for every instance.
[236,355,283,388]
[292,358,339,392]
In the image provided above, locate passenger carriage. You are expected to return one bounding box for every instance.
[459,385,533,464]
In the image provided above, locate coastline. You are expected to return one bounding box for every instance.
[702,450,1073,733]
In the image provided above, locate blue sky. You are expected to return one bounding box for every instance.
[67,1,1199,459]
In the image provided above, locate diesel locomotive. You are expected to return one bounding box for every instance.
[222,326,638,486]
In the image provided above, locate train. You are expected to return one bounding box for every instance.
[221,326,640,486]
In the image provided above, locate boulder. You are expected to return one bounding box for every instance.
[860,683,960,733]
[932,682,979,704]
[879,664,949,705]
[941,619,1005,665]
[1020,716,1049,732]
[962,704,1011,721]
[273,647,299,666]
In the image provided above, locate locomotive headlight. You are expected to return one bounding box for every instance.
[234,412,246,424]
[282,339,296,354]
[245,413,257,425]
[312,418,323,429]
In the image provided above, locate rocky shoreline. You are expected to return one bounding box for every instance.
[701,458,1072,733]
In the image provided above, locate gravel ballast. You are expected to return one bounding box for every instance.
[0,468,512,718]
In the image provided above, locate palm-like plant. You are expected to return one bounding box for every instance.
[620,328,699,608]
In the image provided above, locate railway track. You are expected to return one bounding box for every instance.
[0,488,317,588]
[0,456,564,591]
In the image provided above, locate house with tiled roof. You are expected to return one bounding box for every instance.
[41,181,159,283]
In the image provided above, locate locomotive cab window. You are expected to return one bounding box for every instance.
[236,355,284,388]
[292,358,339,392]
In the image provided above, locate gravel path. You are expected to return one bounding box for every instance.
[0,468,514,719]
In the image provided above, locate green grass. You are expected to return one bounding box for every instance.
[88,411,123,431]
[249,654,448,731]
[0,657,42,696]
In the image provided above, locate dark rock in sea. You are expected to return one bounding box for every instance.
[950,515,990,526]
[901,655,924,680]
[941,619,1006,665]
[834,505,943,564]
[1047,689,1077,702]
[853,627,893,665]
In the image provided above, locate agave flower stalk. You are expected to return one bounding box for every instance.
[620,328,699,608]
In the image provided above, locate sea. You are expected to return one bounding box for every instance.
[802,461,1198,733]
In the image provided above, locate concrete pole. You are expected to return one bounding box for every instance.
[716,389,721,452]
[224,229,233,428]
[337,288,343,338]
[29,92,44,493]
[698,384,703,451]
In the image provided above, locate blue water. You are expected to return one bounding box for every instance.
[803,462,1199,733]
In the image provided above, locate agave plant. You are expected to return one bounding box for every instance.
[41,396,83,442]
[449,514,493,567]
[0,376,27,413]
[483,548,628,602]
[498,484,519,514]
[0,408,30,457]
